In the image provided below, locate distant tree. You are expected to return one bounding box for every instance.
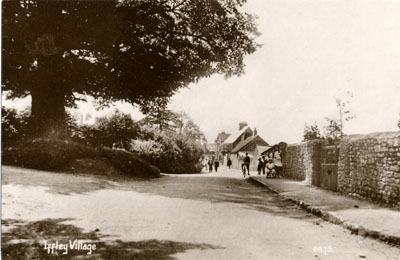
[75,109,139,150]
[132,110,205,173]
[141,108,182,131]
[303,122,321,141]
[131,126,204,173]
[334,91,356,138]
[140,108,205,141]
[320,92,356,143]
[3,0,259,139]
[324,118,342,144]
[183,119,205,142]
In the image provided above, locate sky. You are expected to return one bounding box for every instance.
[169,0,400,144]
[3,0,400,144]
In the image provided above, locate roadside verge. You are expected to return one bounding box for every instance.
[249,176,400,247]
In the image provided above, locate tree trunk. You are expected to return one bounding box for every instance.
[27,50,69,139]
[29,88,69,139]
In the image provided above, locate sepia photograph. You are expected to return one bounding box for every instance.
[1,0,400,259]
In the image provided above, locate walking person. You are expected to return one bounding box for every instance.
[244,153,251,176]
[214,160,220,172]
[241,163,246,178]
[257,157,263,175]
[227,158,232,169]
[261,156,266,175]
[208,159,213,172]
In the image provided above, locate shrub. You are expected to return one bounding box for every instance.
[100,148,160,178]
[2,106,203,175]
[72,109,139,150]
[130,127,203,174]
[2,138,160,178]
[1,107,30,145]
[2,138,97,170]
[2,106,81,145]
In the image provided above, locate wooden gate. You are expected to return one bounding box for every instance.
[320,145,339,191]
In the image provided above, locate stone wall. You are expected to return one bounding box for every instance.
[282,140,324,185]
[337,132,400,205]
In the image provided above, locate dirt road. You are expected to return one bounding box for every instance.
[2,166,400,259]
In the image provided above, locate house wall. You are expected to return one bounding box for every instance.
[229,153,242,170]
[228,152,257,171]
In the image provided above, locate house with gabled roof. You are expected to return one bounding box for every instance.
[215,131,231,161]
[214,122,270,170]
[221,122,253,152]
[228,134,269,170]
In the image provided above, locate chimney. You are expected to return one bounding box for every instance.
[239,122,248,130]
[254,127,257,136]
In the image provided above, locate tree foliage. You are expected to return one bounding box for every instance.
[139,108,206,141]
[140,108,183,132]
[72,109,140,150]
[1,107,30,145]
[324,118,342,144]
[2,0,259,137]
[303,122,321,141]
[131,126,204,173]
[301,92,356,144]
[2,106,205,173]
[131,108,206,173]
[334,91,356,138]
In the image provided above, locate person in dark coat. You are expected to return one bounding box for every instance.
[257,157,263,175]
[227,158,232,169]
[208,159,213,172]
[214,160,220,172]
[244,153,251,175]
[261,156,266,175]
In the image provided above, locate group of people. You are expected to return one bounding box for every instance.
[256,148,282,178]
[203,147,283,178]
[203,159,220,172]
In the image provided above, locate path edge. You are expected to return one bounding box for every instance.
[249,176,400,247]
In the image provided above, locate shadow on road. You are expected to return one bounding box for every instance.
[2,218,222,260]
[2,166,125,195]
[121,175,316,220]
[3,166,315,220]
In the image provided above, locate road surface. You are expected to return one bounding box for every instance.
[2,166,400,259]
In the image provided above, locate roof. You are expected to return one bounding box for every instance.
[222,126,251,144]
[231,136,254,153]
[216,132,230,143]
[256,145,271,154]
[230,135,269,153]
[260,145,277,155]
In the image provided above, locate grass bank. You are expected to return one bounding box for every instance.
[2,138,160,179]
